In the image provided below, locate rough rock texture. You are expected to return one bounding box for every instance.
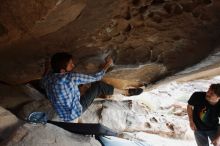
[0,83,34,110]
[96,0,220,70]
[0,0,86,45]
[17,99,55,121]
[0,82,55,120]
[0,92,101,146]
[0,83,46,111]
[3,123,101,146]
[1,1,220,144]
[79,100,191,139]
[0,0,220,86]
[0,106,21,143]
[103,63,166,89]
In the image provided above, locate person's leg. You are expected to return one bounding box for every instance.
[194,131,209,146]
[206,129,218,145]
[113,88,143,96]
[80,81,114,112]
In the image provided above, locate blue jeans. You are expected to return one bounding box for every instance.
[194,130,218,146]
[80,81,114,112]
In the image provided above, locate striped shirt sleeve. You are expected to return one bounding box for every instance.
[71,70,105,85]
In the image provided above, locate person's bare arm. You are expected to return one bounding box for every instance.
[187,104,197,131]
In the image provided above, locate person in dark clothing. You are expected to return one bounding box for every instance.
[187,84,220,146]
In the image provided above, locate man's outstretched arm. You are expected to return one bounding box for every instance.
[72,56,113,85]
[187,104,197,131]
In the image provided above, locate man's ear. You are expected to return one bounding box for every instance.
[60,69,66,73]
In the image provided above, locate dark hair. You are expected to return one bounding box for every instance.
[210,84,220,97]
[51,52,73,73]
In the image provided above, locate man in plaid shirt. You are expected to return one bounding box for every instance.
[42,52,143,122]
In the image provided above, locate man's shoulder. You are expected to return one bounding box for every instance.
[191,91,206,100]
[188,91,206,105]
[43,71,54,79]
[192,91,206,97]
[43,72,69,83]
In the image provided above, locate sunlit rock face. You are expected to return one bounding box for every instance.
[0,0,220,86]
[79,99,191,139]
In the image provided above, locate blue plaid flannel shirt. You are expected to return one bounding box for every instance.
[41,70,105,122]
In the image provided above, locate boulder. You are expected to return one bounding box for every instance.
[17,99,55,121]
[79,100,192,139]
[0,106,20,142]
[4,123,101,146]
[0,83,35,110]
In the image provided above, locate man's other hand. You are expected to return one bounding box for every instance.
[189,121,197,131]
[212,137,220,146]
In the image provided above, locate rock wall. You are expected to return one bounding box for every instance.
[0,0,220,87]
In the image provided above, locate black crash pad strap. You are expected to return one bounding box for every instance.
[47,120,118,136]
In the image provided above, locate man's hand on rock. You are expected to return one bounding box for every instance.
[103,55,113,71]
